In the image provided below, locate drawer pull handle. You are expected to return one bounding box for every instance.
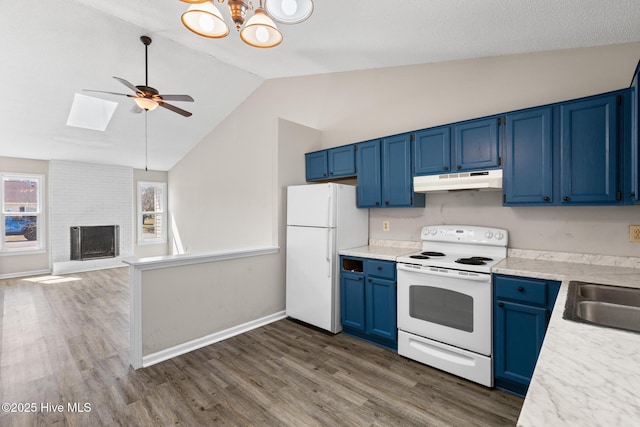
[498,302,504,307]
[517,286,524,292]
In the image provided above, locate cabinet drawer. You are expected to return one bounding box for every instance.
[494,276,547,306]
[365,259,396,280]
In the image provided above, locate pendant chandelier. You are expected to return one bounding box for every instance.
[179,0,314,48]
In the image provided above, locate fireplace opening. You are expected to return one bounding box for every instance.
[70,225,120,260]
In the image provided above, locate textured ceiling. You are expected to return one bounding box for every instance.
[1,0,640,170]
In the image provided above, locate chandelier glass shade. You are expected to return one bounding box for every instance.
[179,0,313,48]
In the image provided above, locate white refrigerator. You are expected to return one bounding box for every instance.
[286,183,369,333]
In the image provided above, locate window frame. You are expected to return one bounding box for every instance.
[1,173,45,254]
[137,181,167,245]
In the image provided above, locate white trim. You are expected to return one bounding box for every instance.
[123,245,279,269]
[144,311,287,369]
[1,173,45,253]
[141,311,287,368]
[0,269,50,280]
[137,181,167,245]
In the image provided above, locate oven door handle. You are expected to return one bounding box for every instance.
[397,263,490,282]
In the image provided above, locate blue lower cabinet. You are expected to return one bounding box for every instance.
[493,274,561,396]
[340,256,397,350]
[341,272,365,332]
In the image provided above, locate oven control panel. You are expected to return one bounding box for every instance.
[420,225,508,245]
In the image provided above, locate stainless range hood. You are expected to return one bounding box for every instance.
[413,169,503,193]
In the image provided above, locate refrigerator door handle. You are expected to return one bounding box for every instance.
[326,228,332,278]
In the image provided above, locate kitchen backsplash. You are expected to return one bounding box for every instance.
[368,191,640,258]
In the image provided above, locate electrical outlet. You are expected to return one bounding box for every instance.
[630,225,640,243]
[383,220,390,232]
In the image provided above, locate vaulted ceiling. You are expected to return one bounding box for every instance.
[2,0,640,170]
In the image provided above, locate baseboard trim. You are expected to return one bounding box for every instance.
[141,311,287,368]
[0,269,51,280]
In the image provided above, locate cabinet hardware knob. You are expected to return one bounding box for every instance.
[375,202,379,206]
[456,165,462,170]
[444,166,449,171]
[563,196,570,202]
[518,286,524,292]
[368,279,372,283]
[385,201,389,205]
[543,196,550,201]
[498,302,504,307]
[377,266,382,270]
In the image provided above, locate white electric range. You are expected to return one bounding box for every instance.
[396,225,508,387]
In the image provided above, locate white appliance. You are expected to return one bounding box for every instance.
[286,183,369,333]
[396,225,508,387]
[413,169,502,193]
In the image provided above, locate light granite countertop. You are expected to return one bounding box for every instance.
[339,240,420,261]
[493,255,640,427]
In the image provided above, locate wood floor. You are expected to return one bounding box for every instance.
[0,267,523,426]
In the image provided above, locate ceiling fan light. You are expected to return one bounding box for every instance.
[181,1,230,38]
[264,0,313,24]
[135,97,159,111]
[240,8,283,48]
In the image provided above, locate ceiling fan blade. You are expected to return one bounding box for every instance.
[131,104,143,114]
[113,76,141,94]
[158,94,194,102]
[83,89,133,97]
[158,101,192,117]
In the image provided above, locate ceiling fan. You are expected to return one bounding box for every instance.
[84,36,194,117]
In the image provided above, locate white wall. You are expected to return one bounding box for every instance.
[50,160,133,273]
[170,42,640,258]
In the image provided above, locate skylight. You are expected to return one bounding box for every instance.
[66,93,118,131]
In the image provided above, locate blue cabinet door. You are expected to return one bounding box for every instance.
[305,150,328,181]
[494,300,548,386]
[356,139,382,207]
[560,94,619,204]
[414,126,451,175]
[453,117,500,171]
[328,145,356,178]
[365,277,396,342]
[341,272,366,332]
[504,107,553,205]
[631,64,640,203]
[382,134,413,207]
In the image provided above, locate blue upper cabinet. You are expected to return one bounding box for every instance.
[503,107,553,205]
[305,144,356,181]
[328,145,356,178]
[414,126,451,175]
[414,116,501,176]
[356,134,425,208]
[382,134,413,207]
[503,90,628,206]
[305,150,328,181]
[453,117,501,171]
[356,139,382,207]
[560,94,619,204]
[629,61,639,203]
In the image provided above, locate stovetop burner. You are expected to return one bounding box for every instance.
[409,251,447,260]
[421,251,446,257]
[455,256,494,265]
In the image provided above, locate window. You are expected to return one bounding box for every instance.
[137,181,167,244]
[1,174,44,253]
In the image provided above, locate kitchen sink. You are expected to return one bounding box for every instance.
[563,281,640,333]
